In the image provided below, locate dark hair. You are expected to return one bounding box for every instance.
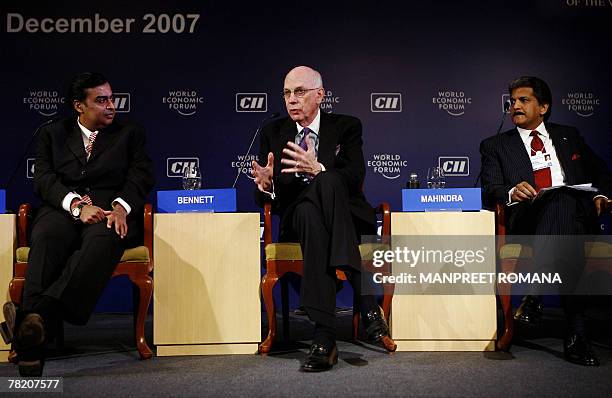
[67,72,108,109]
[508,76,553,121]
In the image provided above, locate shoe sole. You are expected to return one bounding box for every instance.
[0,302,16,344]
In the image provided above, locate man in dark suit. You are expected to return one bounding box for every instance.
[252,66,390,372]
[1,72,155,376]
[480,76,611,366]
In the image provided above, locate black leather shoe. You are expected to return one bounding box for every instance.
[300,343,338,372]
[0,302,17,344]
[15,313,46,377]
[564,333,599,367]
[363,307,390,342]
[514,295,543,326]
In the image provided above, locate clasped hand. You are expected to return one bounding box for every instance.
[79,203,128,239]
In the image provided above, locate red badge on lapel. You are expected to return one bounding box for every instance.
[571,153,581,160]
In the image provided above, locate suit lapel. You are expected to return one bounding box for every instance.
[67,122,87,165]
[317,112,339,168]
[88,123,120,163]
[506,128,535,185]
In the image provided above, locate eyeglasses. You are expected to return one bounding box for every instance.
[282,87,321,99]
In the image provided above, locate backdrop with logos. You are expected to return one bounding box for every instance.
[2,1,611,311]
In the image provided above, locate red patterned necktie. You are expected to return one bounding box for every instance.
[86,131,98,159]
[530,130,552,191]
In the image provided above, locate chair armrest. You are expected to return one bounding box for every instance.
[495,202,506,236]
[143,203,153,257]
[17,203,32,248]
[263,202,273,246]
[375,202,391,237]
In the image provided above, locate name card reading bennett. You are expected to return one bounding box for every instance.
[402,188,481,212]
[157,189,236,213]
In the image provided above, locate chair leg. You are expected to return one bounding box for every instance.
[259,272,278,354]
[280,277,290,342]
[496,259,517,351]
[352,287,360,341]
[127,274,153,360]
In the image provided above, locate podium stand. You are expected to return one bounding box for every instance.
[390,211,497,351]
[154,213,261,356]
[0,214,16,362]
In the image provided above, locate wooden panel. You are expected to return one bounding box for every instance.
[0,215,16,360]
[154,213,261,349]
[390,211,496,351]
[395,340,495,351]
[157,343,259,356]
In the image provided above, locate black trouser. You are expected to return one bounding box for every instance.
[23,206,124,326]
[525,190,596,333]
[290,172,376,328]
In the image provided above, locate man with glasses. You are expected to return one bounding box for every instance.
[252,66,390,372]
[1,72,154,376]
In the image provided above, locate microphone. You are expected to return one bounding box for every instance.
[4,117,59,190]
[232,112,280,188]
[473,100,510,187]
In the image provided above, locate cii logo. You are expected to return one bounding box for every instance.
[438,156,469,176]
[236,93,267,112]
[371,93,402,112]
[167,157,200,177]
[113,93,131,113]
[26,158,36,179]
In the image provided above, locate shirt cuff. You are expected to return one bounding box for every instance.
[319,163,326,172]
[112,198,131,215]
[506,187,519,206]
[594,194,609,201]
[62,192,82,213]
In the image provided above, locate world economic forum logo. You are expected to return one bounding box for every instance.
[320,89,341,113]
[367,153,408,179]
[23,89,65,116]
[370,93,402,112]
[432,90,472,116]
[235,93,267,112]
[561,91,600,117]
[438,156,469,176]
[162,90,204,116]
[167,157,200,177]
[232,153,258,180]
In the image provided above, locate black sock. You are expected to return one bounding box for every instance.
[313,322,336,348]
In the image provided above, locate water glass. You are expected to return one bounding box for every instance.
[182,165,202,190]
[427,166,445,189]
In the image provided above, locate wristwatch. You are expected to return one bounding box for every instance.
[71,201,86,219]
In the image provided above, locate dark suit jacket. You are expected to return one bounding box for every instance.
[255,112,376,238]
[480,122,612,233]
[34,117,155,243]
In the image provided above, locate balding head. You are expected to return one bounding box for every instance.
[283,66,325,126]
[284,66,323,89]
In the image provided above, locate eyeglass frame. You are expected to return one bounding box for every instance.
[282,87,322,99]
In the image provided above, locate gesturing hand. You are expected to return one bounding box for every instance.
[252,152,274,192]
[280,139,322,176]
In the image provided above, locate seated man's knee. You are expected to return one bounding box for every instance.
[314,170,343,187]
[294,201,318,222]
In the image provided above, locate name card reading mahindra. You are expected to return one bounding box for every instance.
[402,188,481,212]
[157,189,236,213]
[0,190,5,213]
